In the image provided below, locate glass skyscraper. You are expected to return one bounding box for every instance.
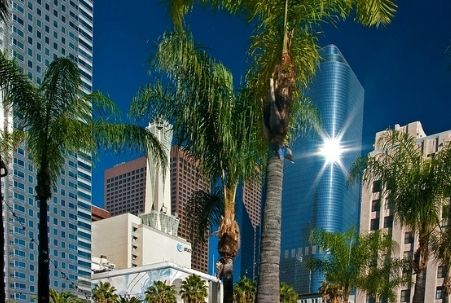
[280,45,364,295]
[1,0,93,301]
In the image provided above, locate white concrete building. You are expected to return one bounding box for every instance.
[357,121,451,303]
[92,213,191,270]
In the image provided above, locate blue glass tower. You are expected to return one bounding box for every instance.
[280,45,364,295]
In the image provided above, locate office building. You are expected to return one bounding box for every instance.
[91,213,191,270]
[356,121,451,303]
[0,0,94,301]
[104,156,147,216]
[170,146,210,273]
[232,180,262,281]
[280,45,364,295]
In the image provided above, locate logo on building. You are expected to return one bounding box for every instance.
[176,243,192,253]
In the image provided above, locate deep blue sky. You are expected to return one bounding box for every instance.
[92,0,451,207]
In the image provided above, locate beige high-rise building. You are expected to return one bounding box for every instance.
[92,213,191,270]
[170,146,210,273]
[357,121,451,303]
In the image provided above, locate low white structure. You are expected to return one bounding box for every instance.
[92,213,191,270]
[91,262,222,303]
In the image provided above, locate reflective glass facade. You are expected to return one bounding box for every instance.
[1,0,93,300]
[280,45,364,294]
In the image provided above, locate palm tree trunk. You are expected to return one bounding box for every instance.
[37,166,51,303]
[412,237,429,303]
[257,149,283,303]
[218,184,238,303]
[412,270,426,303]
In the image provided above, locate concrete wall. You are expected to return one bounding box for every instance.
[138,224,191,268]
[92,213,140,269]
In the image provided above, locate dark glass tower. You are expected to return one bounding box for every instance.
[280,45,364,295]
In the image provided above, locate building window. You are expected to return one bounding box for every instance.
[383,216,393,228]
[371,200,380,212]
[372,180,382,193]
[370,218,379,231]
[400,289,410,302]
[436,287,444,300]
[438,265,446,279]
[404,232,414,244]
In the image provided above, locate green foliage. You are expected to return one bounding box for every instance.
[185,188,225,243]
[180,274,208,303]
[279,283,298,303]
[49,289,80,303]
[309,229,404,302]
[131,31,262,188]
[92,282,119,303]
[233,276,256,303]
[118,296,142,303]
[144,281,177,303]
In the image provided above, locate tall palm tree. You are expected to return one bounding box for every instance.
[49,289,79,303]
[2,57,166,303]
[180,274,208,303]
[92,281,119,303]
[144,281,177,303]
[233,276,256,303]
[431,204,451,303]
[350,130,451,303]
[279,283,298,303]
[162,1,397,301]
[130,31,264,303]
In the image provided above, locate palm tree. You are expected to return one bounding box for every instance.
[144,281,177,303]
[431,205,451,303]
[350,130,451,303]
[118,296,141,303]
[130,31,263,303]
[92,282,119,303]
[162,1,397,301]
[308,229,404,303]
[233,276,256,303]
[180,274,208,303]
[279,283,298,303]
[2,57,166,303]
[358,231,409,303]
[49,289,79,303]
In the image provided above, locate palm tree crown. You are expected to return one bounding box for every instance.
[92,281,119,303]
[180,274,208,303]
[233,276,256,303]
[144,280,177,303]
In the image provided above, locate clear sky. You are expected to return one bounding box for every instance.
[92,0,451,207]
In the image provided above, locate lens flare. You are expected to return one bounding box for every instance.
[319,137,343,164]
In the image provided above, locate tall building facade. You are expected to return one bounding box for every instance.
[280,45,364,295]
[104,156,147,216]
[232,180,262,281]
[170,146,210,273]
[357,121,451,303]
[0,0,94,301]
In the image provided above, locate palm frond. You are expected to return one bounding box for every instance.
[185,188,224,244]
[0,129,26,163]
[288,94,320,143]
[0,0,8,22]
[354,0,397,27]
